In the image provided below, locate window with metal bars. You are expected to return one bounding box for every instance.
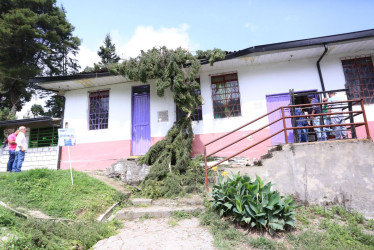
[176,78,203,121]
[29,127,58,148]
[89,90,109,130]
[342,56,374,104]
[211,73,241,118]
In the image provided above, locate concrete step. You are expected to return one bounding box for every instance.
[131,198,152,206]
[116,205,205,220]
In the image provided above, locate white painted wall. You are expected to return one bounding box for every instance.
[63,48,374,144]
[63,81,175,144]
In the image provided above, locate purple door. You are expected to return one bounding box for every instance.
[132,85,150,155]
[266,93,293,145]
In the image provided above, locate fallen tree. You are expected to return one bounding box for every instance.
[109,47,225,197]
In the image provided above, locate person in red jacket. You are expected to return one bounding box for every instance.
[7,129,19,172]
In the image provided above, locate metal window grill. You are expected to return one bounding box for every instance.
[89,90,109,130]
[176,78,203,121]
[29,127,58,148]
[211,73,241,118]
[342,56,374,104]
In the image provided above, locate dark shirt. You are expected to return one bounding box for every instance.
[309,98,321,114]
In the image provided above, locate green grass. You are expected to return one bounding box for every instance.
[0,169,126,249]
[201,202,374,250]
[0,206,121,249]
[0,169,124,220]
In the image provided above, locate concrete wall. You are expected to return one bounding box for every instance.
[0,129,59,172]
[228,139,374,218]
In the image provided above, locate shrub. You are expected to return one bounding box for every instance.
[210,172,299,235]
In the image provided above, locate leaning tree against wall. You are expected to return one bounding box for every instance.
[109,47,225,197]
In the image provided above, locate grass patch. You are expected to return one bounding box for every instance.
[0,206,121,249]
[200,207,287,249]
[0,169,123,220]
[202,200,374,250]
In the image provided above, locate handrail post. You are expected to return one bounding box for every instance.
[204,146,209,192]
[360,99,371,140]
[348,100,357,138]
[281,107,289,144]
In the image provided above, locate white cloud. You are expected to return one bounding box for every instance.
[117,23,193,58]
[76,45,101,70]
[75,24,195,69]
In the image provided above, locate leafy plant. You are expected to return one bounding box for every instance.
[210,172,299,235]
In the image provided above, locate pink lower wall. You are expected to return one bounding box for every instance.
[60,122,374,171]
[60,129,272,171]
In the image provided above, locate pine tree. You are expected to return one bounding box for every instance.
[0,0,81,114]
[30,104,45,118]
[98,34,120,65]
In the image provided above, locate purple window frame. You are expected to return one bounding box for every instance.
[211,73,241,119]
[89,90,109,130]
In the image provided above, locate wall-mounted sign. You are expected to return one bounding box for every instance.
[157,110,169,122]
[58,128,76,146]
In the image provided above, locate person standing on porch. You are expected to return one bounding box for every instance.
[295,108,308,142]
[12,126,28,172]
[308,95,326,141]
[327,92,348,140]
[6,129,19,172]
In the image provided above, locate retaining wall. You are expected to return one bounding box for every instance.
[228,139,374,218]
[0,146,59,172]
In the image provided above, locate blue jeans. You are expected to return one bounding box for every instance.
[12,151,25,172]
[331,116,348,140]
[297,127,309,142]
[313,117,326,141]
[7,150,16,172]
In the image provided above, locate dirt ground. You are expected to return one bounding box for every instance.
[93,217,215,250]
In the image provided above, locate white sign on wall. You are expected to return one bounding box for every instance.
[58,128,76,147]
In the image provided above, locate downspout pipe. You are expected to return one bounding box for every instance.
[56,95,66,170]
[317,44,329,97]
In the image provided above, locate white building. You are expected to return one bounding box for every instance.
[31,29,374,171]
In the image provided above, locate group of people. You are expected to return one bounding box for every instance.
[295,91,348,142]
[6,126,28,172]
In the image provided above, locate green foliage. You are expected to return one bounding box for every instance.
[43,94,65,118]
[210,173,299,235]
[30,104,45,118]
[0,211,120,249]
[196,48,226,65]
[0,107,16,145]
[138,155,205,199]
[172,210,194,221]
[290,220,374,249]
[0,0,80,112]
[98,33,120,65]
[0,169,123,220]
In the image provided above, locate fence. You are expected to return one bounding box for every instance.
[203,98,371,190]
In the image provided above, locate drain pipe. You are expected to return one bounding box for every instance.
[317,44,328,97]
[57,95,66,170]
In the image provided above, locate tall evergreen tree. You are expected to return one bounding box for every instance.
[0,0,81,115]
[98,34,120,65]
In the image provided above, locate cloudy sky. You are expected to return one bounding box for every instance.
[56,0,374,69]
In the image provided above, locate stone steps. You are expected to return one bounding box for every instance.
[116,205,204,220]
[115,195,205,220]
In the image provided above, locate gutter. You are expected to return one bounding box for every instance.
[317,44,328,97]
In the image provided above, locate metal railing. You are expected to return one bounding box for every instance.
[203,98,371,191]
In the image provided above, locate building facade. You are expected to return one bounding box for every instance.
[32,29,374,170]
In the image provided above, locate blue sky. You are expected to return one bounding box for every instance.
[56,0,374,68]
